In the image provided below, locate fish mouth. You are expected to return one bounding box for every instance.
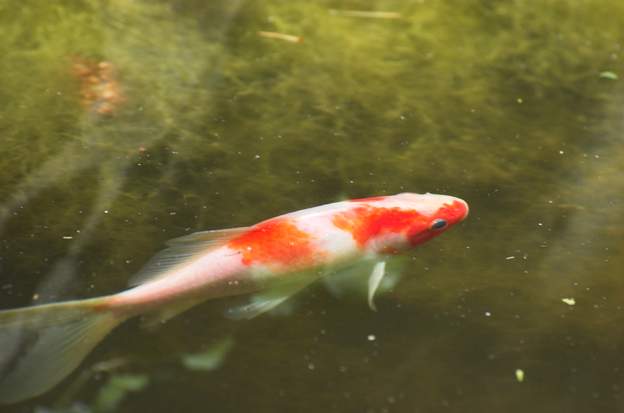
[458,198,469,221]
[445,198,469,223]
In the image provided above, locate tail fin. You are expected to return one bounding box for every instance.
[0,297,123,404]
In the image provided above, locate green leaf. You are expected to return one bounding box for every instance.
[93,374,149,413]
[180,337,235,371]
[599,71,618,80]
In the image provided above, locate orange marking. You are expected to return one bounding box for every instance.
[71,57,124,116]
[333,206,426,247]
[228,218,316,267]
[436,200,468,223]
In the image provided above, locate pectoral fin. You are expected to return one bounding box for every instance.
[226,275,316,320]
[225,295,292,320]
[141,296,206,328]
[367,261,386,311]
[323,258,404,309]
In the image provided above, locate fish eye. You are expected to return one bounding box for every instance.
[429,218,447,230]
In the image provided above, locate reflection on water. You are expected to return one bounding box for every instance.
[1,0,624,411]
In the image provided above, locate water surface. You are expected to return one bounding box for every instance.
[1,1,624,412]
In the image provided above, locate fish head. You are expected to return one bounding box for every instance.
[332,193,469,255]
[338,193,468,254]
[395,192,469,247]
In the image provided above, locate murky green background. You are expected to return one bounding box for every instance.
[1,0,624,411]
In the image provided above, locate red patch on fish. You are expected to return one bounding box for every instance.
[436,200,468,223]
[333,206,425,247]
[228,218,316,267]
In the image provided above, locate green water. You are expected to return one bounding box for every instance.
[1,0,624,411]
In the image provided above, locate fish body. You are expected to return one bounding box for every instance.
[108,193,467,317]
[0,193,468,403]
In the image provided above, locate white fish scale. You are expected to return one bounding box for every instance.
[376,193,459,216]
[114,246,247,309]
[293,212,358,259]
[282,193,458,223]
[366,232,409,252]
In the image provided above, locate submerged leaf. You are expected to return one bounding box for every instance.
[93,374,149,413]
[181,337,235,371]
[599,71,618,80]
[34,404,90,413]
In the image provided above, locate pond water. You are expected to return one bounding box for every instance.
[1,0,624,412]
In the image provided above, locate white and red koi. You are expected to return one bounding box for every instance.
[0,193,468,403]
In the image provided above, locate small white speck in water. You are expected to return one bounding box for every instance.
[562,298,576,306]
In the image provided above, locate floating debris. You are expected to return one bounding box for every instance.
[257,31,302,43]
[515,369,525,382]
[329,9,402,19]
[599,71,618,80]
[71,57,125,115]
[556,203,586,211]
[561,297,576,306]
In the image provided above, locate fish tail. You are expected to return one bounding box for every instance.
[0,296,125,404]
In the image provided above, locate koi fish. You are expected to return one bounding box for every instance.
[0,193,468,403]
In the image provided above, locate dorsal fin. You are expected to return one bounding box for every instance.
[128,227,249,287]
[165,227,249,246]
